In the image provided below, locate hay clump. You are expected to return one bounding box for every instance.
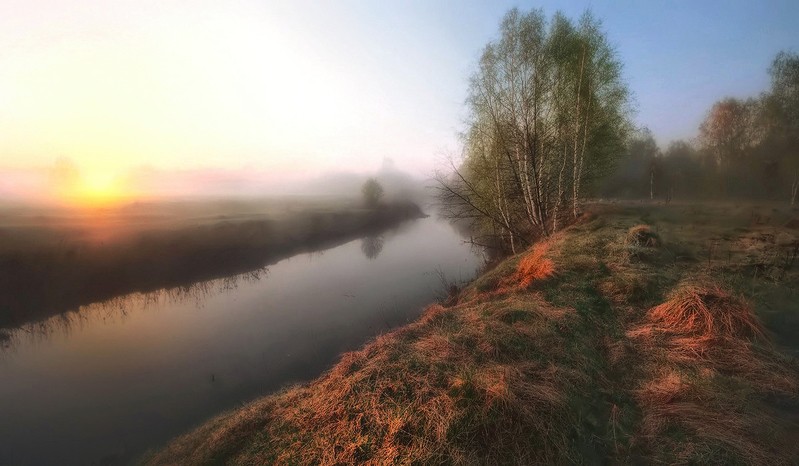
[626,283,796,393]
[516,243,555,287]
[644,284,766,343]
[494,243,555,294]
[628,282,799,464]
[625,225,661,248]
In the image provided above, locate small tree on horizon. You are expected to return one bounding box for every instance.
[362,178,384,208]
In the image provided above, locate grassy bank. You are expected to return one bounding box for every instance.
[146,202,799,464]
[0,199,424,329]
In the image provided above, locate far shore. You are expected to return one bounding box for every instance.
[0,198,426,330]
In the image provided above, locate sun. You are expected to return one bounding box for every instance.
[69,171,129,207]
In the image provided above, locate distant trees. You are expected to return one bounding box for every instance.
[698,98,762,166]
[661,140,702,200]
[693,51,799,203]
[767,51,799,204]
[361,178,384,208]
[600,128,660,199]
[602,50,799,205]
[437,8,631,251]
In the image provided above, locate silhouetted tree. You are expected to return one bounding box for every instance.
[361,178,384,208]
[662,140,701,199]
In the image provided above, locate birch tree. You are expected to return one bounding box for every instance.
[437,8,631,248]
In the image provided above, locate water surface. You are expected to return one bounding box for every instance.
[0,216,482,465]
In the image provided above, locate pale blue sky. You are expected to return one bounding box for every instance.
[1,0,798,193]
[352,0,799,147]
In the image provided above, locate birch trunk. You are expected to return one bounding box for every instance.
[572,45,587,218]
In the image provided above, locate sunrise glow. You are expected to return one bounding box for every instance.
[0,0,405,197]
[69,171,129,207]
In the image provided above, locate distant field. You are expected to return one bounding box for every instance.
[0,196,378,249]
[0,197,425,329]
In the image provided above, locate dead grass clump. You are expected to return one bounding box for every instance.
[628,282,799,464]
[417,304,451,326]
[628,283,798,393]
[645,284,766,343]
[411,334,461,361]
[625,225,661,248]
[516,243,555,287]
[635,370,689,430]
[495,243,555,293]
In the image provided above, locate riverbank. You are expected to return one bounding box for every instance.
[145,201,799,464]
[0,198,425,329]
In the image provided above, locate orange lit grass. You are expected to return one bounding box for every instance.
[515,243,555,288]
[629,282,798,463]
[456,242,556,304]
[493,243,555,294]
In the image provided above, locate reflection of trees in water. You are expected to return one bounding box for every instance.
[0,267,269,353]
[360,235,385,260]
[0,330,10,350]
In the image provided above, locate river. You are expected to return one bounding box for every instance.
[0,215,482,465]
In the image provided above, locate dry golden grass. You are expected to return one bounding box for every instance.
[628,282,798,464]
[146,202,799,465]
[146,293,588,465]
[515,243,555,288]
[487,242,556,296]
[630,284,767,345]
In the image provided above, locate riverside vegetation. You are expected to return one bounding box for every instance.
[145,202,799,464]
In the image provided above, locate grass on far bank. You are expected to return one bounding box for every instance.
[145,201,799,465]
[0,199,424,330]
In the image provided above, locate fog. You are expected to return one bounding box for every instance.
[0,155,431,208]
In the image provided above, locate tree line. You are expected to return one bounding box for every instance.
[438,7,798,253]
[436,8,632,253]
[602,51,799,205]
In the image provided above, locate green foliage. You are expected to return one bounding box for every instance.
[438,8,632,246]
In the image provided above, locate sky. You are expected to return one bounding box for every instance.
[1,0,798,203]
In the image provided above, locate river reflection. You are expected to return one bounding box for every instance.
[0,267,269,353]
[0,216,483,465]
[360,235,385,259]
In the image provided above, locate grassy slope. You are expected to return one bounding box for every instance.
[145,202,799,465]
